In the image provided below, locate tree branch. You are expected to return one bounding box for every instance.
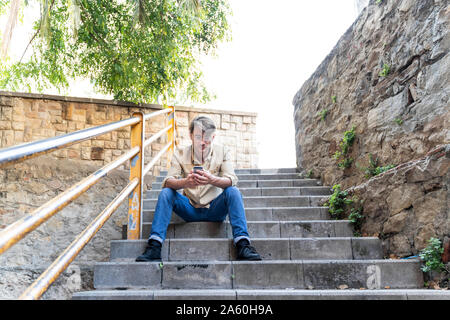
[18,0,56,63]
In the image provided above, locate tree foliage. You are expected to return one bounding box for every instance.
[0,0,232,104]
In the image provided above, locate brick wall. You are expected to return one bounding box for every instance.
[0,91,259,171]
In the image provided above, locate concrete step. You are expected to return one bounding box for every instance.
[145,186,331,199]
[159,168,300,176]
[154,173,303,183]
[110,238,382,261]
[143,196,328,210]
[142,207,330,223]
[151,179,321,190]
[92,259,423,290]
[134,220,353,239]
[72,289,450,300]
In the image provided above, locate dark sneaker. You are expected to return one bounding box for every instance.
[135,240,162,262]
[236,239,262,261]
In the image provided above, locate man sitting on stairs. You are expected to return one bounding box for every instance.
[136,116,262,262]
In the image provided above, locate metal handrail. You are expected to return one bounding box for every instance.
[143,107,172,121]
[143,124,172,149]
[19,178,139,300]
[143,142,172,177]
[0,116,140,169]
[0,105,176,299]
[0,146,140,255]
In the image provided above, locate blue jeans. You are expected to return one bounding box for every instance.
[149,186,250,245]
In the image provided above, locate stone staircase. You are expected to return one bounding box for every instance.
[72,168,450,300]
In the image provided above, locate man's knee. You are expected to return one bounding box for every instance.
[158,187,176,201]
[223,186,241,198]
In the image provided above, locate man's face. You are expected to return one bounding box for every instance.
[190,126,215,150]
[190,124,215,163]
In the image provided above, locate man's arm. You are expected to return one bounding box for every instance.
[163,177,187,190]
[208,175,232,188]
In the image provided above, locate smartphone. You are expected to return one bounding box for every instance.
[193,166,203,173]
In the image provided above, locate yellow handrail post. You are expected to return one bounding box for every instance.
[127,112,145,240]
[167,106,175,169]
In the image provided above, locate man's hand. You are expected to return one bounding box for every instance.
[192,170,214,186]
[165,170,231,190]
[193,170,232,189]
[184,172,202,188]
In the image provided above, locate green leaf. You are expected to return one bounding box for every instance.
[0,0,232,105]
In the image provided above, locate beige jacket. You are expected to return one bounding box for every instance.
[161,143,238,208]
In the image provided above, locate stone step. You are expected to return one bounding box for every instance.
[134,220,353,239]
[143,196,327,210]
[151,179,321,190]
[159,168,299,176]
[72,289,450,300]
[92,259,423,290]
[142,207,330,223]
[155,173,303,183]
[146,186,331,199]
[110,238,382,261]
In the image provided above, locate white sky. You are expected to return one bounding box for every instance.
[197,0,358,168]
[3,0,359,169]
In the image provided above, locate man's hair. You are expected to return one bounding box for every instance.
[189,116,216,133]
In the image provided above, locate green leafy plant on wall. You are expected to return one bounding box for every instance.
[363,153,396,179]
[323,184,364,236]
[323,184,352,220]
[349,207,363,237]
[331,95,337,104]
[379,63,390,77]
[317,109,328,122]
[419,238,446,273]
[333,125,356,169]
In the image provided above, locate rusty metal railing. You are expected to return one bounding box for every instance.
[0,106,176,299]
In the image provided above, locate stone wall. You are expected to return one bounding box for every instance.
[0,92,258,299]
[293,0,449,190]
[346,145,449,258]
[293,0,449,258]
[0,91,258,171]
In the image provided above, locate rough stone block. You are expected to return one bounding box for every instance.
[233,261,304,289]
[280,221,335,237]
[0,121,11,130]
[94,262,162,289]
[303,260,423,289]
[271,207,326,221]
[173,222,227,239]
[243,196,310,208]
[351,238,383,259]
[230,116,242,124]
[162,262,232,289]
[242,222,281,238]
[169,239,230,261]
[242,116,252,124]
[290,238,353,260]
[91,147,104,160]
[66,103,86,122]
